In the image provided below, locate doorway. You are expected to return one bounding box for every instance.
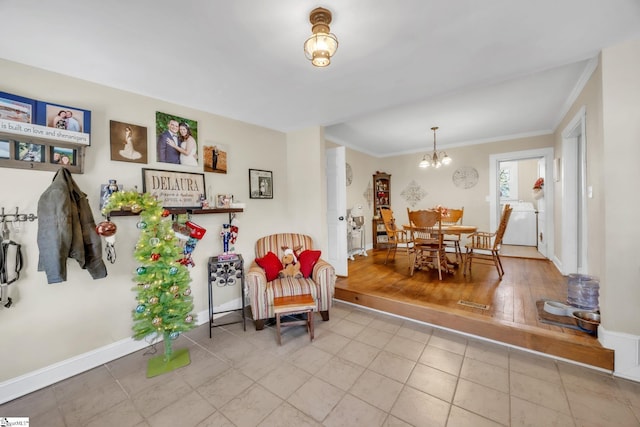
[489,147,554,259]
[561,107,588,275]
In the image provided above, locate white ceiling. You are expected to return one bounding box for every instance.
[1,0,639,157]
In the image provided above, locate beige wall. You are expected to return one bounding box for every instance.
[358,135,552,234]
[601,40,640,334]
[0,59,323,382]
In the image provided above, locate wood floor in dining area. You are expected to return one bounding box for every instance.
[335,248,614,371]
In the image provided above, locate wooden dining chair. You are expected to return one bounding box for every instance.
[441,207,464,264]
[464,204,513,280]
[379,207,413,268]
[406,208,448,280]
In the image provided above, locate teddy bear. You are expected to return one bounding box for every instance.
[278,246,303,278]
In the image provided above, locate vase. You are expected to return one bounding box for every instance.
[532,188,544,200]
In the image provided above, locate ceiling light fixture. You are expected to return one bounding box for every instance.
[304,7,338,67]
[419,126,452,169]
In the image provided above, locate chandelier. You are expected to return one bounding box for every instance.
[304,7,338,67]
[419,126,452,169]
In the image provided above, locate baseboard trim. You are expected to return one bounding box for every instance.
[0,307,211,405]
[599,325,640,382]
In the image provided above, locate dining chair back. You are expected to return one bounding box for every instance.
[441,207,464,263]
[379,207,413,268]
[464,204,513,280]
[406,208,448,280]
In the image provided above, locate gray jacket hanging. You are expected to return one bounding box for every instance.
[37,167,107,283]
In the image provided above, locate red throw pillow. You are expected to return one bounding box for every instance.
[298,250,321,278]
[255,251,283,281]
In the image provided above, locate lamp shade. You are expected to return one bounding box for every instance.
[304,7,338,67]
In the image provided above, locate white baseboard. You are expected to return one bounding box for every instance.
[599,325,640,382]
[0,306,211,405]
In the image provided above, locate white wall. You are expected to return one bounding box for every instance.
[0,59,312,389]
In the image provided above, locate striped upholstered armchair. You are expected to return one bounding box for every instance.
[246,233,336,330]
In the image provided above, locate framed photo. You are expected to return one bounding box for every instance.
[0,140,10,159]
[216,194,233,208]
[203,142,228,174]
[35,101,91,136]
[155,112,198,166]
[50,146,76,166]
[142,168,206,209]
[99,182,124,210]
[16,142,45,162]
[249,169,273,199]
[0,91,35,123]
[109,120,148,163]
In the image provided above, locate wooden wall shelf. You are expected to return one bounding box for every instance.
[108,207,243,217]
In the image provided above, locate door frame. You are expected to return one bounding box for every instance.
[489,147,554,259]
[561,106,588,274]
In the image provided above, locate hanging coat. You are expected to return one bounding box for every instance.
[37,167,107,283]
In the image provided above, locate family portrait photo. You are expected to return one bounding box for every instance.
[110,120,148,164]
[155,112,198,167]
[51,146,75,166]
[203,143,228,174]
[38,102,90,134]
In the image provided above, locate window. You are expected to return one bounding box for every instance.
[499,161,518,201]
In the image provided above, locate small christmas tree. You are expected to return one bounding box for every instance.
[102,191,196,377]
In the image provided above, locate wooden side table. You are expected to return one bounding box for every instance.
[273,294,315,345]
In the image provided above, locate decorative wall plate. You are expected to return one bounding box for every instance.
[452,166,479,189]
[345,163,353,186]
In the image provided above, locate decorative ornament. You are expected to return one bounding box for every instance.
[136,221,147,229]
[400,180,427,208]
[169,266,178,275]
[161,209,171,217]
[149,296,159,305]
[174,293,181,299]
[345,163,353,186]
[151,253,161,261]
[169,285,179,294]
[185,315,193,323]
[96,220,117,237]
[169,331,180,340]
[136,266,147,275]
[143,284,151,289]
[149,237,160,246]
[152,317,162,326]
[131,204,142,214]
[452,166,479,189]
[183,288,191,296]
[135,304,146,313]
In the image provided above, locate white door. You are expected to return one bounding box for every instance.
[326,147,348,276]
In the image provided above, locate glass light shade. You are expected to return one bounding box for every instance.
[304,33,338,67]
[419,156,429,168]
[441,154,452,165]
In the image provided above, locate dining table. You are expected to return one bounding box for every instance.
[402,224,478,270]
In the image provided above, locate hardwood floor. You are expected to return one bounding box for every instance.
[335,249,614,370]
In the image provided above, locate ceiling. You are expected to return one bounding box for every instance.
[1,1,639,157]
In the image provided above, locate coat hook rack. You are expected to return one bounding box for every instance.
[1,207,38,223]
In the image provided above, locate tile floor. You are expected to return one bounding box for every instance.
[2,301,640,426]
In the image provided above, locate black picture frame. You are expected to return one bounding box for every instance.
[142,168,206,208]
[249,169,273,199]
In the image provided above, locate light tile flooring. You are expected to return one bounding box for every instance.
[2,301,640,426]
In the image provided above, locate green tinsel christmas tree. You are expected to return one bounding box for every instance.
[102,191,196,376]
